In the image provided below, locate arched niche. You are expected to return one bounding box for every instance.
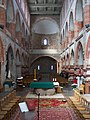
[32,19,59,34]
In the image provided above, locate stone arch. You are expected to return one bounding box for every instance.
[6,0,15,22]
[30,56,58,80]
[76,42,84,65]
[6,45,14,79]
[75,0,83,22]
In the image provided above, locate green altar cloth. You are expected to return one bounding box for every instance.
[29,82,54,89]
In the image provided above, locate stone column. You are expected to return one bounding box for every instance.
[74,21,83,37]
[83,5,90,26]
[68,30,74,43]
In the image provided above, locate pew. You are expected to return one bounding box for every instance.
[0,90,21,120]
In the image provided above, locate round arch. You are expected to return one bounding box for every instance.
[32,18,59,34]
[30,56,58,78]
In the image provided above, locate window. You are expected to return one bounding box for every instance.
[37,65,40,70]
[42,38,48,46]
[51,65,54,70]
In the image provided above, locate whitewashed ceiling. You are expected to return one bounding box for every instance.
[27,0,64,15]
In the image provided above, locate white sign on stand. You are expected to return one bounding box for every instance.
[19,102,29,113]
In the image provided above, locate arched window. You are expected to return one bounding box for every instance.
[42,38,48,46]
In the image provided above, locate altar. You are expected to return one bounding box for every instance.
[29,82,55,96]
[29,82,54,89]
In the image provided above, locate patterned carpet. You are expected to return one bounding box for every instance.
[25,98,83,120]
[24,91,84,120]
[33,107,80,120]
[26,98,67,108]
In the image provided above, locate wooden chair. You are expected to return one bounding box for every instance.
[57,86,62,93]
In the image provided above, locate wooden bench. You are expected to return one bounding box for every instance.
[70,89,90,119]
[0,90,21,120]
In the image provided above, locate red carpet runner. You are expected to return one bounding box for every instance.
[25,98,82,120]
[33,107,79,120]
[26,98,67,108]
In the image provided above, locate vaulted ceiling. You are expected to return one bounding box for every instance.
[27,0,64,15]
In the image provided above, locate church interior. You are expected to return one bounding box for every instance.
[0,0,90,120]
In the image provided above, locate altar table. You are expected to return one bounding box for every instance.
[29,82,54,89]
